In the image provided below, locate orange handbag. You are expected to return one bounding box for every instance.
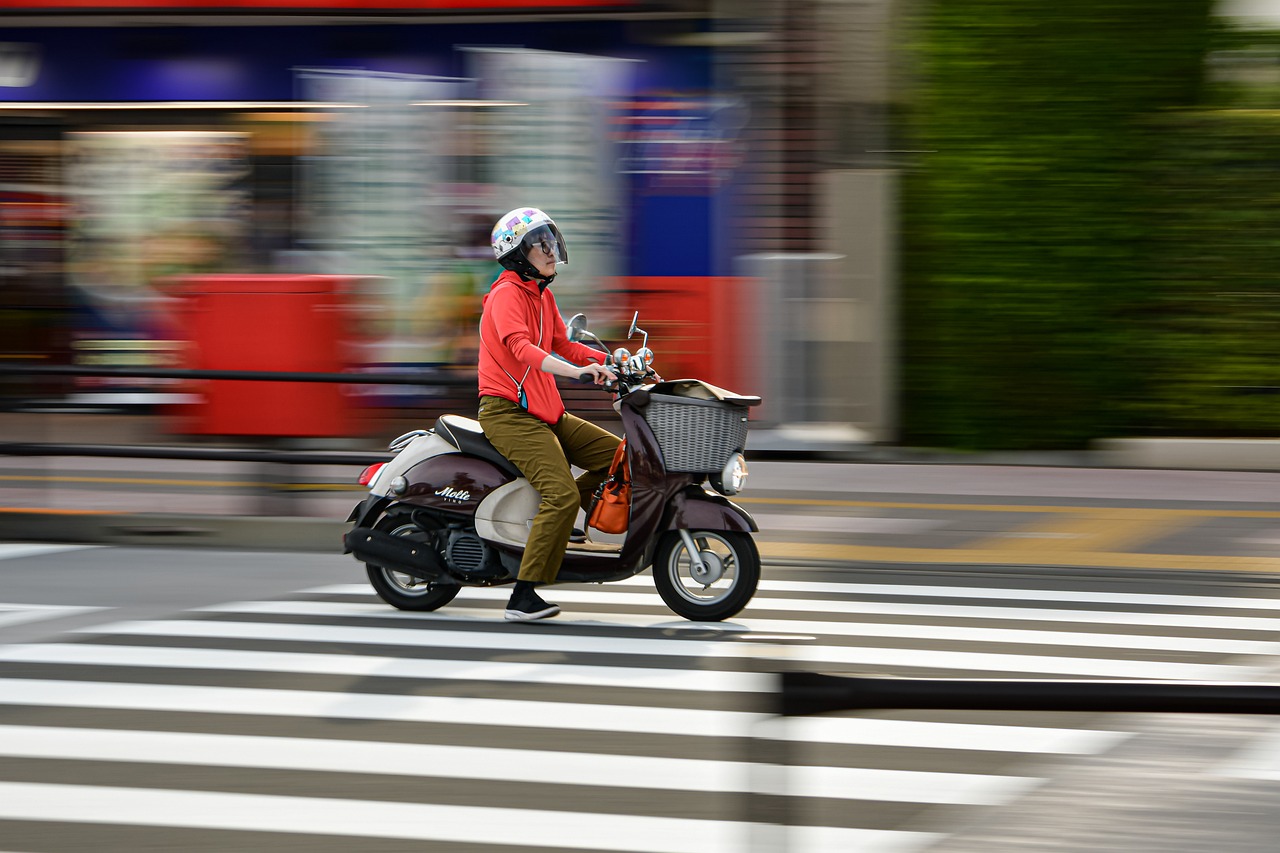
[587,440,630,534]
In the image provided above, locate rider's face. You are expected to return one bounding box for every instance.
[525,238,558,278]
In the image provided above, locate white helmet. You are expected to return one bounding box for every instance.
[490,207,568,281]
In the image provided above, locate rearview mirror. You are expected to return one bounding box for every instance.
[627,311,648,350]
[566,313,588,343]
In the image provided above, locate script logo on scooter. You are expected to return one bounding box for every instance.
[434,486,472,503]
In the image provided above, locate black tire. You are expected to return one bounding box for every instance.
[364,513,460,612]
[652,530,760,621]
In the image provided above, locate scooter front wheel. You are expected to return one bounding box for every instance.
[365,514,460,612]
[653,530,760,621]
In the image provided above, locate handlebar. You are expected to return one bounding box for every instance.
[579,369,655,390]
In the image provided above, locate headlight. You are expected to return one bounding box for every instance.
[711,453,748,496]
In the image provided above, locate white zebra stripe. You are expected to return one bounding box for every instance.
[304,583,1280,633]
[0,679,1129,753]
[198,599,1280,655]
[312,578,1280,612]
[0,642,765,694]
[0,544,95,561]
[0,725,1042,806]
[0,781,940,853]
[0,604,106,630]
[80,618,1260,680]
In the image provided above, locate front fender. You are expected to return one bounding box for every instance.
[664,486,757,534]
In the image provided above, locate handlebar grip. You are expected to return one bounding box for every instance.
[579,372,595,383]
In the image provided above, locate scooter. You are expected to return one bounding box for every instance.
[343,312,762,621]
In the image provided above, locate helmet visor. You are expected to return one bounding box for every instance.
[522,224,568,265]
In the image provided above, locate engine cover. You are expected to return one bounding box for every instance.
[446,530,502,579]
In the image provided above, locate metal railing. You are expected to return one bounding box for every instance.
[0,362,614,467]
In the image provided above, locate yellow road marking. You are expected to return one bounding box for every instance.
[965,508,1189,556]
[757,541,1280,574]
[738,496,1280,519]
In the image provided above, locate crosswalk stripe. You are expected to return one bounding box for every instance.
[0,604,106,630]
[0,544,94,561]
[0,642,765,693]
[199,599,1280,655]
[645,575,1280,611]
[0,781,940,853]
[763,716,1128,754]
[315,577,1280,612]
[0,679,1126,753]
[80,618,1259,680]
[0,643,1138,754]
[308,583,1280,632]
[0,677,754,738]
[0,725,1041,806]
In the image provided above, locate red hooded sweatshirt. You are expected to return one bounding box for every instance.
[478,270,606,425]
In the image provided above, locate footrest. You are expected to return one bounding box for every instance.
[566,540,623,553]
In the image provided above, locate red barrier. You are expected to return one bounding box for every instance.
[603,276,756,394]
[171,275,360,437]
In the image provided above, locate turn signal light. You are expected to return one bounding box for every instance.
[358,463,386,486]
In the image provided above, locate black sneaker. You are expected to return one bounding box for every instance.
[569,527,587,544]
[504,585,561,622]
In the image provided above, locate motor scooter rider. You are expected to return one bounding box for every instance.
[477,207,620,622]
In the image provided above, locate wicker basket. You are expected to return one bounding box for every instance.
[643,393,750,473]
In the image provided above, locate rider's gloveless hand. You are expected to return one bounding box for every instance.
[579,362,616,385]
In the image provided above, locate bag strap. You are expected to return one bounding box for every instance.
[607,439,628,484]
[480,283,544,404]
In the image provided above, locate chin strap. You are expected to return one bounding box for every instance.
[503,253,556,288]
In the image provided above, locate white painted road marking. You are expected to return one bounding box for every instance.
[0,544,95,561]
[0,781,941,853]
[84,618,1260,680]
[0,725,1041,806]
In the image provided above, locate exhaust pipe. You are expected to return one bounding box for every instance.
[344,527,449,582]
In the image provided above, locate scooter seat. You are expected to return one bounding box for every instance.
[434,415,521,480]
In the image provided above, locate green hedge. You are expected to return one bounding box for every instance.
[1132,110,1280,436]
[901,1,1214,449]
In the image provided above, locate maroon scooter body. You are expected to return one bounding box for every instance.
[375,387,755,585]
[393,454,511,517]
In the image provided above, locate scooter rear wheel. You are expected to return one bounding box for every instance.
[365,514,460,612]
[653,530,760,622]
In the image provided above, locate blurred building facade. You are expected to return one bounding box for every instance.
[0,0,898,444]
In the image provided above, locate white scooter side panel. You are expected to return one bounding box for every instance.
[475,479,540,547]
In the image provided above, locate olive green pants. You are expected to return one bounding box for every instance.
[477,395,622,584]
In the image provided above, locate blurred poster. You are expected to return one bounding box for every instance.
[616,93,746,195]
[66,131,248,402]
[299,69,460,365]
[467,48,634,317]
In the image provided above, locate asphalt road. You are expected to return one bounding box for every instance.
[3,545,1280,851]
[4,458,1280,575]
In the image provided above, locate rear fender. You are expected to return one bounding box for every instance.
[663,486,757,534]
[346,495,394,539]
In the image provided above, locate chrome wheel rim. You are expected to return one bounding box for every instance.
[665,532,739,605]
